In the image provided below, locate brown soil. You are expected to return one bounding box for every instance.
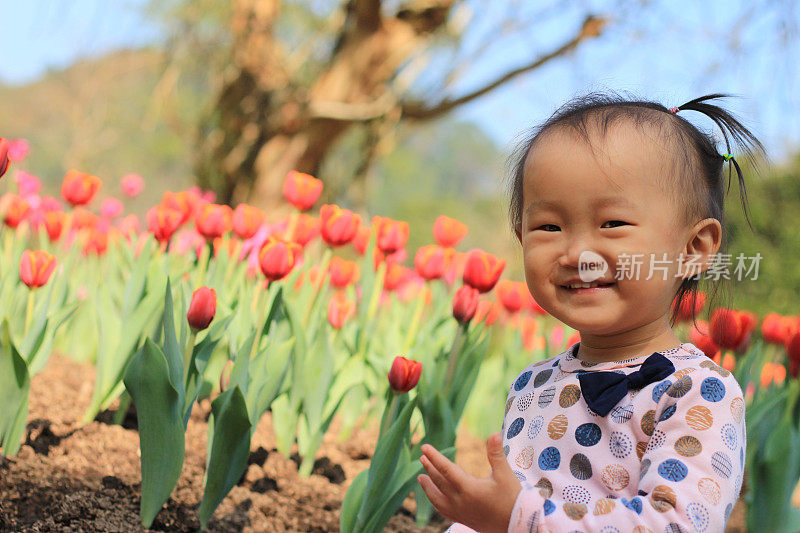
[0,355,747,532]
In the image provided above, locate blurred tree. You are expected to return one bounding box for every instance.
[151,0,607,217]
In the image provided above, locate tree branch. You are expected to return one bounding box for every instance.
[308,91,397,121]
[400,14,607,119]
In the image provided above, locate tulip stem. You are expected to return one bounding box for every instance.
[285,211,299,241]
[444,322,467,391]
[303,247,333,327]
[195,241,211,287]
[24,290,34,336]
[366,261,387,323]
[402,287,427,352]
[379,392,400,438]
[222,238,242,284]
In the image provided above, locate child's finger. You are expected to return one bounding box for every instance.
[421,444,467,490]
[420,454,459,496]
[417,473,452,518]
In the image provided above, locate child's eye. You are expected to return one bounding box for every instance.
[534,224,560,232]
[602,220,629,228]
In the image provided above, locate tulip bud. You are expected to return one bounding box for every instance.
[120,173,144,198]
[452,285,479,324]
[187,286,217,331]
[414,245,446,281]
[387,356,422,393]
[219,359,234,392]
[195,203,232,240]
[372,216,409,255]
[328,293,356,329]
[19,250,57,289]
[320,204,361,247]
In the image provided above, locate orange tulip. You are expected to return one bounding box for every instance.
[760,362,775,388]
[83,228,109,256]
[433,215,468,248]
[4,194,30,228]
[161,190,194,225]
[19,250,56,289]
[328,256,359,288]
[414,245,447,281]
[44,211,64,241]
[372,216,409,255]
[232,204,264,239]
[0,138,9,179]
[328,293,356,329]
[258,237,302,282]
[452,285,480,324]
[384,263,412,292]
[387,356,422,393]
[283,170,323,211]
[713,351,736,373]
[462,249,505,293]
[146,205,183,243]
[521,315,540,351]
[61,169,101,207]
[352,225,371,255]
[292,213,320,246]
[195,203,232,240]
[475,299,502,326]
[773,363,787,385]
[320,204,360,247]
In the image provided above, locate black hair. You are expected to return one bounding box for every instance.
[505,91,770,328]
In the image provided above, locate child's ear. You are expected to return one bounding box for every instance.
[683,217,722,274]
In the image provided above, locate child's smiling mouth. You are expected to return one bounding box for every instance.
[558,281,616,296]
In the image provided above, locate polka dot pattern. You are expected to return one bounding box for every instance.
[448,342,746,533]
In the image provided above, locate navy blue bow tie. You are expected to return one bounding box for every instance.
[577,352,676,417]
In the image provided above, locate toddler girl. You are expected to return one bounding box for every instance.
[418,92,768,532]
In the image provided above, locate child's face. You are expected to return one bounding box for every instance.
[516,125,693,336]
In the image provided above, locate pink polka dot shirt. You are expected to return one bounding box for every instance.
[445,341,746,533]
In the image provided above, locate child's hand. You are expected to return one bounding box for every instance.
[417,432,521,533]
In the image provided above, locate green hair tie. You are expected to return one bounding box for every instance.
[723,153,733,161]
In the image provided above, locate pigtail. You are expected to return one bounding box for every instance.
[672,93,770,231]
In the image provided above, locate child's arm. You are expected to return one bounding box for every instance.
[506,366,746,532]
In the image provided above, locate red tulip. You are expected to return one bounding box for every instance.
[44,211,64,241]
[4,195,30,228]
[372,216,409,255]
[761,313,795,346]
[328,293,356,329]
[328,256,359,288]
[0,138,9,179]
[785,329,800,379]
[689,319,719,359]
[433,215,468,248]
[709,308,757,352]
[258,237,302,282]
[231,204,264,240]
[195,203,232,240]
[320,204,361,247]
[61,169,102,207]
[521,315,540,351]
[187,286,217,331]
[414,245,447,281]
[529,296,547,316]
[462,249,505,293]
[146,205,183,243]
[452,285,480,324]
[673,291,706,322]
[495,280,529,314]
[283,170,323,211]
[120,173,144,198]
[387,356,422,393]
[70,207,99,230]
[19,250,56,289]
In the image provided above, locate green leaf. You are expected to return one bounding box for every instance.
[0,320,31,456]
[123,338,186,528]
[161,278,185,401]
[340,468,369,533]
[198,386,253,529]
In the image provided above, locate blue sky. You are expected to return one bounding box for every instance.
[1,0,797,165]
